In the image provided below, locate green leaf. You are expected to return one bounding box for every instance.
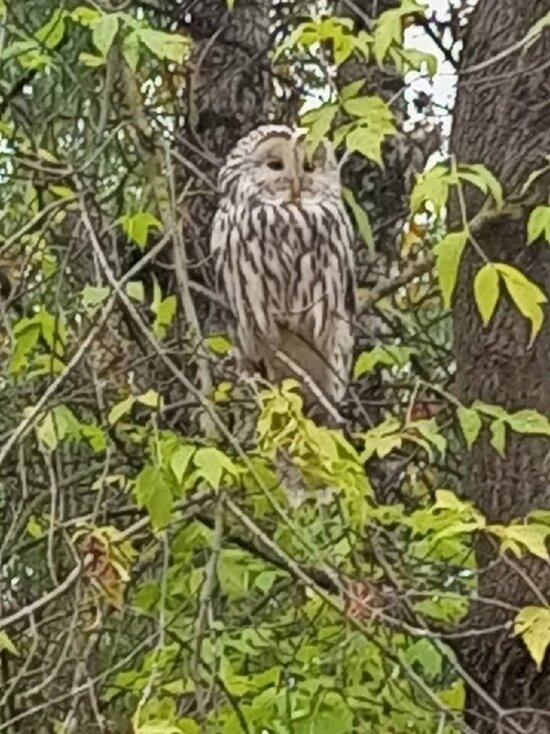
[415,595,469,624]
[489,523,550,560]
[0,631,19,657]
[345,125,385,166]
[28,354,66,378]
[432,489,477,514]
[342,94,393,121]
[458,164,503,210]
[125,281,144,302]
[134,464,157,506]
[179,720,200,734]
[213,381,233,403]
[373,7,402,65]
[138,29,190,63]
[218,549,252,599]
[71,6,101,26]
[472,401,507,420]
[119,211,162,249]
[149,478,173,531]
[135,465,173,530]
[495,263,547,345]
[405,639,442,678]
[153,296,177,337]
[361,416,403,460]
[301,104,338,155]
[36,406,77,450]
[37,410,65,451]
[171,445,195,484]
[35,9,67,49]
[254,570,284,592]
[340,80,364,101]
[353,345,415,378]
[82,285,110,313]
[490,420,506,456]
[26,516,44,538]
[10,321,41,375]
[434,231,468,308]
[495,264,547,304]
[194,448,223,489]
[457,406,482,449]
[316,17,356,64]
[35,309,66,352]
[408,418,447,459]
[410,165,452,214]
[108,395,135,425]
[506,409,550,435]
[49,184,75,199]
[122,30,140,71]
[92,13,119,57]
[137,389,162,409]
[54,405,81,437]
[341,97,395,166]
[514,606,550,670]
[81,424,107,453]
[136,724,182,734]
[372,0,423,65]
[194,447,236,489]
[473,264,500,326]
[528,205,550,244]
[342,187,375,252]
[275,16,356,61]
[206,335,232,355]
[397,48,438,77]
[79,52,105,67]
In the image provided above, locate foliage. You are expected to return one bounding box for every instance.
[1,0,549,732]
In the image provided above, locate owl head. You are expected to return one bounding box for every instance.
[218,124,342,206]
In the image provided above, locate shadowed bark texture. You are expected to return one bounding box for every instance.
[451,1,550,731]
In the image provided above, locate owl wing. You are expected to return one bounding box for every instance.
[316,210,355,402]
[210,202,274,368]
[290,205,355,402]
[331,211,356,401]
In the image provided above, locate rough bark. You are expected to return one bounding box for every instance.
[451,1,550,731]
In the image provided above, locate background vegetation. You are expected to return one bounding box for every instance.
[1,1,550,732]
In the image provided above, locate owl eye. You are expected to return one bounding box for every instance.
[303,160,315,173]
[266,159,284,171]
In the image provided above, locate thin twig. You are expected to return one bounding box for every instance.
[0,564,82,631]
[192,493,224,720]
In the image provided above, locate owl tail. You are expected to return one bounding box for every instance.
[269,331,345,427]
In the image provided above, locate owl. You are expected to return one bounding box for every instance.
[210,124,356,407]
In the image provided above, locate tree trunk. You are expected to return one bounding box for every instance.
[451,1,550,731]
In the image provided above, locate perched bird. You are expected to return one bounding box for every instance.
[210,124,356,408]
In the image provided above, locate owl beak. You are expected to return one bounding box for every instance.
[290,176,301,204]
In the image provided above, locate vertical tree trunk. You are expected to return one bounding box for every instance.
[451,1,550,730]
